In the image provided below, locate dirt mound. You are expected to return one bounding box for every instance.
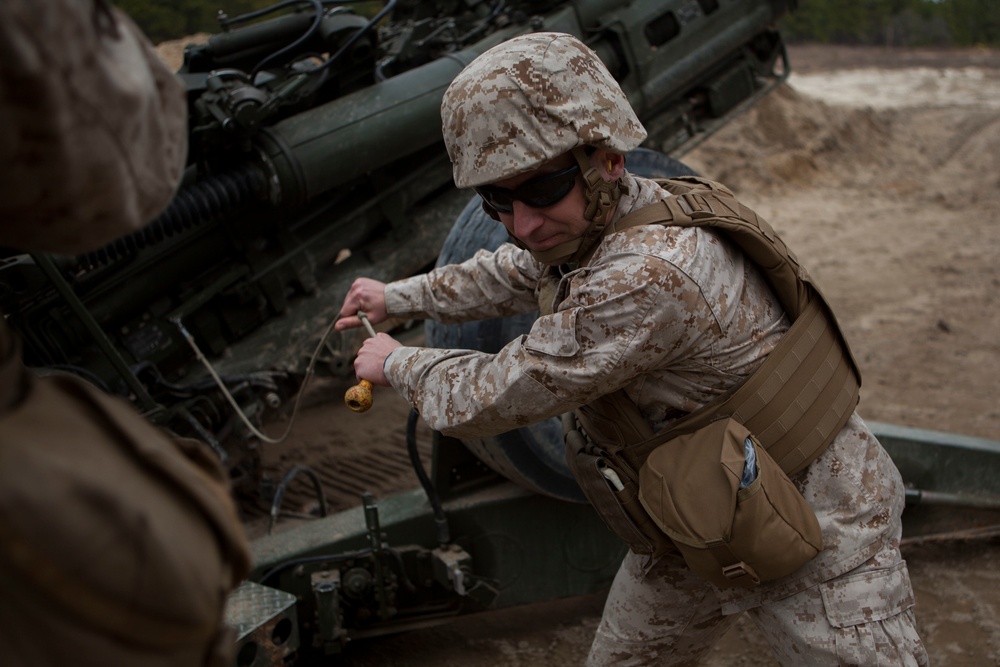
[154,33,211,70]
[688,63,1000,205]
[685,83,894,194]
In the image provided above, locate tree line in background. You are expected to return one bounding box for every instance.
[117,0,264,44]
[120,0,999,48]
[783,0,1000,47]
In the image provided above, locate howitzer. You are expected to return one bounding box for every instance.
[1,0,794,481]
[0,0,808,661]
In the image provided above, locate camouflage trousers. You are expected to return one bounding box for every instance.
[587,539,928,666]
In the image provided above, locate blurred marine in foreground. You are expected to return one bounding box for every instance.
[0,1,250,665]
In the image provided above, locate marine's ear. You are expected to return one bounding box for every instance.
[591,149,625,182]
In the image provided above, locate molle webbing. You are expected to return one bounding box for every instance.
[578,177,862,476]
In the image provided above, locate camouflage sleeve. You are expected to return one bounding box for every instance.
[384,242,545,322]
[384,246,717,437]
[0,0,186,255]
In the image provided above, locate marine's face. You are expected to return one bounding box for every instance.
[481,155,590,255]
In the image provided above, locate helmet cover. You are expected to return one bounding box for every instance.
[442,32,647,188]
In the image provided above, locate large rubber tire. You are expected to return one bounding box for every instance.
[426,149,698,502]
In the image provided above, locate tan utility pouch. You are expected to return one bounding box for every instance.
[638,418,823,588]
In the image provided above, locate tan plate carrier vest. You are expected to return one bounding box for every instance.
[552,177,862,566]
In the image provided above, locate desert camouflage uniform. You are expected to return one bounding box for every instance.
[382,173,927,665]
[0,2,251,665]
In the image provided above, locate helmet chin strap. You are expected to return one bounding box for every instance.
[522,146,625,266]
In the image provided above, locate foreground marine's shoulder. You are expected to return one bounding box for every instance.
[0,317,250,663]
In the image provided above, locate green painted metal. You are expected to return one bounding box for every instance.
[241,422,1000,663]
[252,482,625,611]
[870,422,1000,541]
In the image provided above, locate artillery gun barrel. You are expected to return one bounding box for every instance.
[252,0,794,207]
[253,43,488,206]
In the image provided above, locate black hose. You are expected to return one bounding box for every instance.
[310,0,398,74]
[268,464,330,534]
[75,166,268,269]
[250,0,325,80]
[406,408,450,546]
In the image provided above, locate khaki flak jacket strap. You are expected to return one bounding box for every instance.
[572,176,862,477]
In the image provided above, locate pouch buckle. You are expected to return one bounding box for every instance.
[721,561,761,584]
[705,538,762,586]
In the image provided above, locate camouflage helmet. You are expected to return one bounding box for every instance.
[441,32,647,188]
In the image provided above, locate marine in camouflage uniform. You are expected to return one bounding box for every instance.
[0,2,251,665]
[338,32,927,665]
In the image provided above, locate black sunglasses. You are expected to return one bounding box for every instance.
[475,164,580,215]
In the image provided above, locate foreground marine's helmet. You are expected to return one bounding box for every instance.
[441,32,647,189]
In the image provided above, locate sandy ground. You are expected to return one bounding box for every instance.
[158,40,1000,665]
